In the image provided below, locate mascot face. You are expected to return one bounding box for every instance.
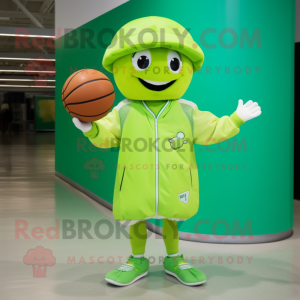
[113,48,193,101]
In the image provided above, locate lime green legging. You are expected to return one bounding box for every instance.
[129,219,179,255]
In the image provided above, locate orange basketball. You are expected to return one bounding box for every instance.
[62,69,115,122]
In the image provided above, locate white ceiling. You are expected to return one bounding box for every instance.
[55,0,129,35]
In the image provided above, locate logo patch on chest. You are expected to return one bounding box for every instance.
[178,191,189,204]
[169,132,188,150]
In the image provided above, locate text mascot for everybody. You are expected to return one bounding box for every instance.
[73,16,261,286]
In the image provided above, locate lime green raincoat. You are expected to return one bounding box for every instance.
[84,98,244,224]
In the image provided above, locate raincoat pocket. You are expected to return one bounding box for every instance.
[120,168,126,191]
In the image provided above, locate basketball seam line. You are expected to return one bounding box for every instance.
[62,70,85,113]
[62,69,85,96]
[62,78,109,102]
[64,91,115,108]
[69,104,113,117]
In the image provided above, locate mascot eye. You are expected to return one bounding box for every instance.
[167,51,182,73]
[132,50,151,71]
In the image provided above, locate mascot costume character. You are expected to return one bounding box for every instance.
[73,16,261,286]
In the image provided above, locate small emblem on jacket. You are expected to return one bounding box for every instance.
[169,132,188,150]
[178,191,189,204]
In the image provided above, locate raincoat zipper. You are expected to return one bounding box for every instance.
[142,100,169,217]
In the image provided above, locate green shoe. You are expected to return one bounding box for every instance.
[105,255,149,286]
[163,254,206,286]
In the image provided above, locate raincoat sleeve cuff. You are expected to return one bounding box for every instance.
[230,112,245,128]
[83,122,98,138]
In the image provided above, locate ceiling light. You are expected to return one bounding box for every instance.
[0,57,55,61]
[0,79,55,82]
[0,70,55,73]
[0,85,55,88]
[0,33,55,38]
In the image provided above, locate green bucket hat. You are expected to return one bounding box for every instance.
[102,16,204,73]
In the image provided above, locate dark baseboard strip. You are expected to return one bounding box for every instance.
[146,222,293,244]
[55,171,112,211]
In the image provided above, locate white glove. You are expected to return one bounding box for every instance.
[236,100,261,122]
[72,117,92,133]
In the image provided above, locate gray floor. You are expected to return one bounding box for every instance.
[0,131,300,300]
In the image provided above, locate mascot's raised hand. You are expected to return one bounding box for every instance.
[236,99,261,122]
